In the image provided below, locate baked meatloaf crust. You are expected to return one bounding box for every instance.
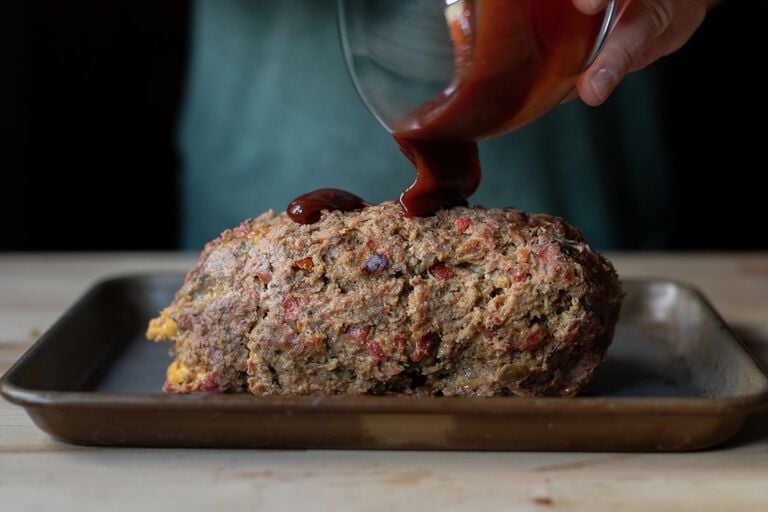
[147,202,623,397]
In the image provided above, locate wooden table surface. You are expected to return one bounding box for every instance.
[1,253,767,511]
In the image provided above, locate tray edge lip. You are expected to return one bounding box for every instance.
[628,275,768,401]
[2,274,768,417]
[3,385,767,417]
[0,273,187,407]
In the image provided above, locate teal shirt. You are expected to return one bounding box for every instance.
[179,0,672,250]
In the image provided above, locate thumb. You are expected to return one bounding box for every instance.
[576,0,676,106]
[572,0,613,15]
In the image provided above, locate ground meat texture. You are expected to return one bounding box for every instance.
[147,202,623,397]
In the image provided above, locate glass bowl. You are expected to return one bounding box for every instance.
[338,0,617,137]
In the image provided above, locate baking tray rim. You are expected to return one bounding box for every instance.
[2,273,768,417]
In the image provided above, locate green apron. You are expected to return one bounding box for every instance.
[179,0,671,250]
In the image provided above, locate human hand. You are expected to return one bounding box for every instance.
[570,0,709,106]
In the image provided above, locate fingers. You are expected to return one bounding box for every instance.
[631,1,707,70]
[572,0,613,15]
[576,0,706,106]
[577,0,674,106]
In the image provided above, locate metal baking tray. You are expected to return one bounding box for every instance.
[2,274,767,451]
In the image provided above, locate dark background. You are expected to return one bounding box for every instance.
[2,0,766,251]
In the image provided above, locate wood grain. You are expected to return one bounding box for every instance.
[1,253,767,511]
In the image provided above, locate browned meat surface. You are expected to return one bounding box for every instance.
[147,202,623,397]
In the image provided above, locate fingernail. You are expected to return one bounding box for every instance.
[590,68,616,103]
[585,0,605,13]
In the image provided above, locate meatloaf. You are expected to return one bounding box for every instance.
[147,202,622,397]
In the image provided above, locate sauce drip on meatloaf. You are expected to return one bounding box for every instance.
[148,202,622,397]
[288,3,607,222]
[389,1,605,217]
[287,188,367,225]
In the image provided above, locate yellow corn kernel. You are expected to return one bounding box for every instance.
[166,360,193,386]
[252,226,271,241]
[146,309,178,340]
